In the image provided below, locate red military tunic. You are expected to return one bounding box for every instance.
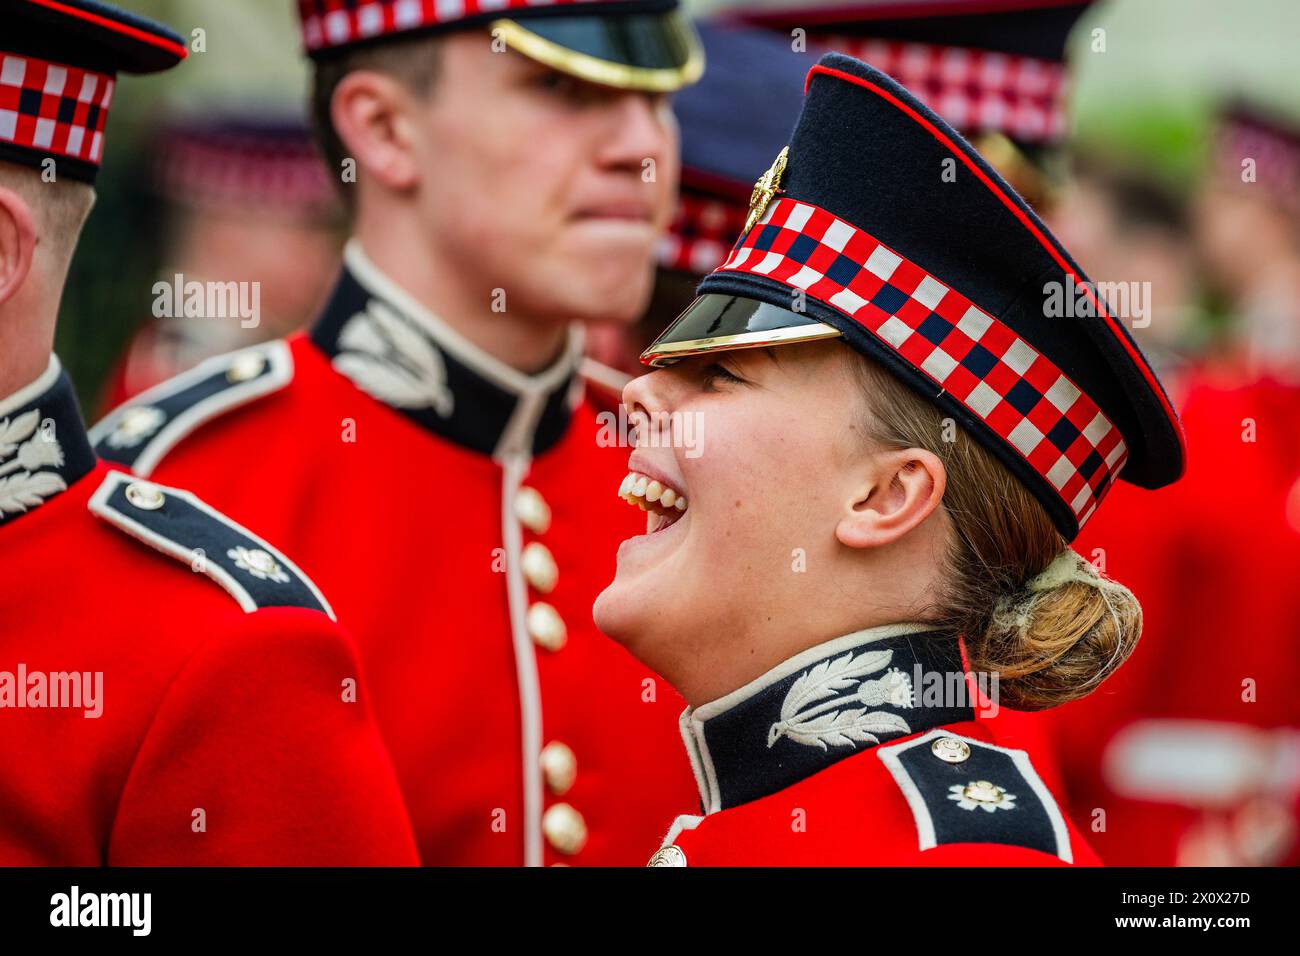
[93,241,698,865]
[645,624,1101,867]
[0,359,417,865]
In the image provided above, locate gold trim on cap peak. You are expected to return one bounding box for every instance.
[490,17,704,93]
[642,322,843,367]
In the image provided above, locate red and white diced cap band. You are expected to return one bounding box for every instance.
[0,53,114,168]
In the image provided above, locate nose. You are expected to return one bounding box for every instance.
[598,92,678,178]
[622,367,678,448]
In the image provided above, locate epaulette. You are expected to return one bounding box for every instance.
[89,341,292,477]
[877,727,1074,862]
[88,471,335,619]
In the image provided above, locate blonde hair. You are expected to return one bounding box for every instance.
[849,351,1142,710]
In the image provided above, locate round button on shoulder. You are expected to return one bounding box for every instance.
[526,602,567,652]
[647,845,687,867]
[514,486,552,535]
[931,736,972,764]
[521,541,558,594]
[540,741,577,795]
[226,352,266,384]
[542,802,587,856]
[124,482,166,511]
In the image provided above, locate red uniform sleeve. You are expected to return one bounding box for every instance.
[106,609,419,865]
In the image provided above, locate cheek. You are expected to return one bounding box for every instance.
[688,406,827,552]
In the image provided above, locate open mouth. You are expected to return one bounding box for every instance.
[618,471,688,534]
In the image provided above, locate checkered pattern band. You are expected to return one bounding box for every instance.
[720,197,1127,527]
[809,36,1066,145]
[298,0,601,52]
[155,132,335,215]
[657,193,749,274]
[0,54,114,168]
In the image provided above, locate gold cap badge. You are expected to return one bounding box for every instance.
[744,146,789,236]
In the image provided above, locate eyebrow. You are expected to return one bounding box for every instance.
[761,347,781,368]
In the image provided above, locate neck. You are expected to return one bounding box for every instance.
[352,218,570,375]
[0,304,57,404]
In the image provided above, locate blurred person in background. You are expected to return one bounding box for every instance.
[584,16,809,404]
[0,0,417,866]
[1195,103,1300,385]
[1049,152,1203,391]
[94,0,705,867]
[1043,99,1300,866]
[99,113,342,410]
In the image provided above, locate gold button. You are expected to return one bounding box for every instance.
[226,352,266,384]
[647,845,688,867]
[124,482,166,511]
[526,602,567,652]
[542,802,587,856]
[931,736,972,764]
[540,741,577,795]
[515,486,551,535]
[521,541,558,593]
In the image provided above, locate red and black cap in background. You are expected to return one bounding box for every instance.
[1210,101,1300,219]
[153,114,339,222]
[740,0,1091,154]
[644,53,1185,541]
[297,0,703,93]
[658,20,808,276]
[0,0,187,182]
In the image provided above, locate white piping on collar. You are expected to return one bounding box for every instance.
[344,238,584,401]
[0,355,60,418]
[680,621,934,814]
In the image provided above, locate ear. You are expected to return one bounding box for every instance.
[836,447,946,550]
[330,70,422,194]
[0,186,37,309]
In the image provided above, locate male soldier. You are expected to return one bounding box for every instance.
[0,0,417,865]
[95,0,704,865]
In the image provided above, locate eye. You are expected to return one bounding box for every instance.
[529,70,590,103]
[700,362,745,390]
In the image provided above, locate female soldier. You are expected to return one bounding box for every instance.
[594,53,1186,867]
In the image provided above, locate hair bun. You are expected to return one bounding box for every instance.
[976,550,1143,710]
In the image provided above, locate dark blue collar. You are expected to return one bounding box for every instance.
[309,242,584,460]
[0,358,96,528]
[680,624,976,813]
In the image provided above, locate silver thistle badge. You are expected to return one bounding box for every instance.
[768,648,914,751]
[0,410,67,519]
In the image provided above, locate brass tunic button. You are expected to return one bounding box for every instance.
[113,405,164,443]
[124,482,166,511]
[526,602,567,652]
[514,486,551,535]
[521,541,558,593]
[647,845,687,867]
[931,736,972,764]
[226,352,266,384]
[540,741,577,795]
[542,802,587,856]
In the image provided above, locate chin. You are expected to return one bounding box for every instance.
[592,580,636,647]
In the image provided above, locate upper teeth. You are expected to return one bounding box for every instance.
[619,471,687,513]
